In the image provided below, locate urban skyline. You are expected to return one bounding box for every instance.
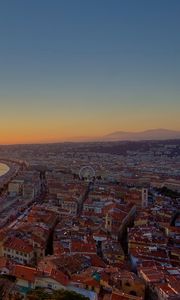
[0,139,180,299]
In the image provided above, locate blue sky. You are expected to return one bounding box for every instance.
[0,0,179,143]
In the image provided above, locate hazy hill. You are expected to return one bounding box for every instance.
[102,129,180,141]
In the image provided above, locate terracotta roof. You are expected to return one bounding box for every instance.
[71,241,96,254]
[111,291,143,300]
[48,268,69,286]
[12,264,37,282]
[4,237,33,253]
[88,254,107,268]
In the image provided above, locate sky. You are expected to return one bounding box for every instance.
[0,0,180,144]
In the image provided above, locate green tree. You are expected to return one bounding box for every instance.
[27,288,89,300]
[27,288,51,300]
[53,290,89,300]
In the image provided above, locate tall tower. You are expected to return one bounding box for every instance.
[141,188,148,208]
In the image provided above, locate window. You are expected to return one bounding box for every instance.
[125,282,130,287]
[129,291,137,296]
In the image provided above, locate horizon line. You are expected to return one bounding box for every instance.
[0,128,180,146]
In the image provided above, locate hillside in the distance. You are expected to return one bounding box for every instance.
[102,129,180,141]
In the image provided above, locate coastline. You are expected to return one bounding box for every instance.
[0,163,10,177]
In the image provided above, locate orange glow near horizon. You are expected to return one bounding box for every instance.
[1,123,180,145]
[0,99,180,145]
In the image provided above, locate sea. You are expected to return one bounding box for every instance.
[0,163,10,177]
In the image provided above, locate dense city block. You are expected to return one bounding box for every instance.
[0,140,180,299]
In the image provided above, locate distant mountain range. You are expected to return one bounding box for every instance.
[101,129,180,141]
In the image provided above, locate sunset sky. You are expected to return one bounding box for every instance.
[0,0,180,144]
